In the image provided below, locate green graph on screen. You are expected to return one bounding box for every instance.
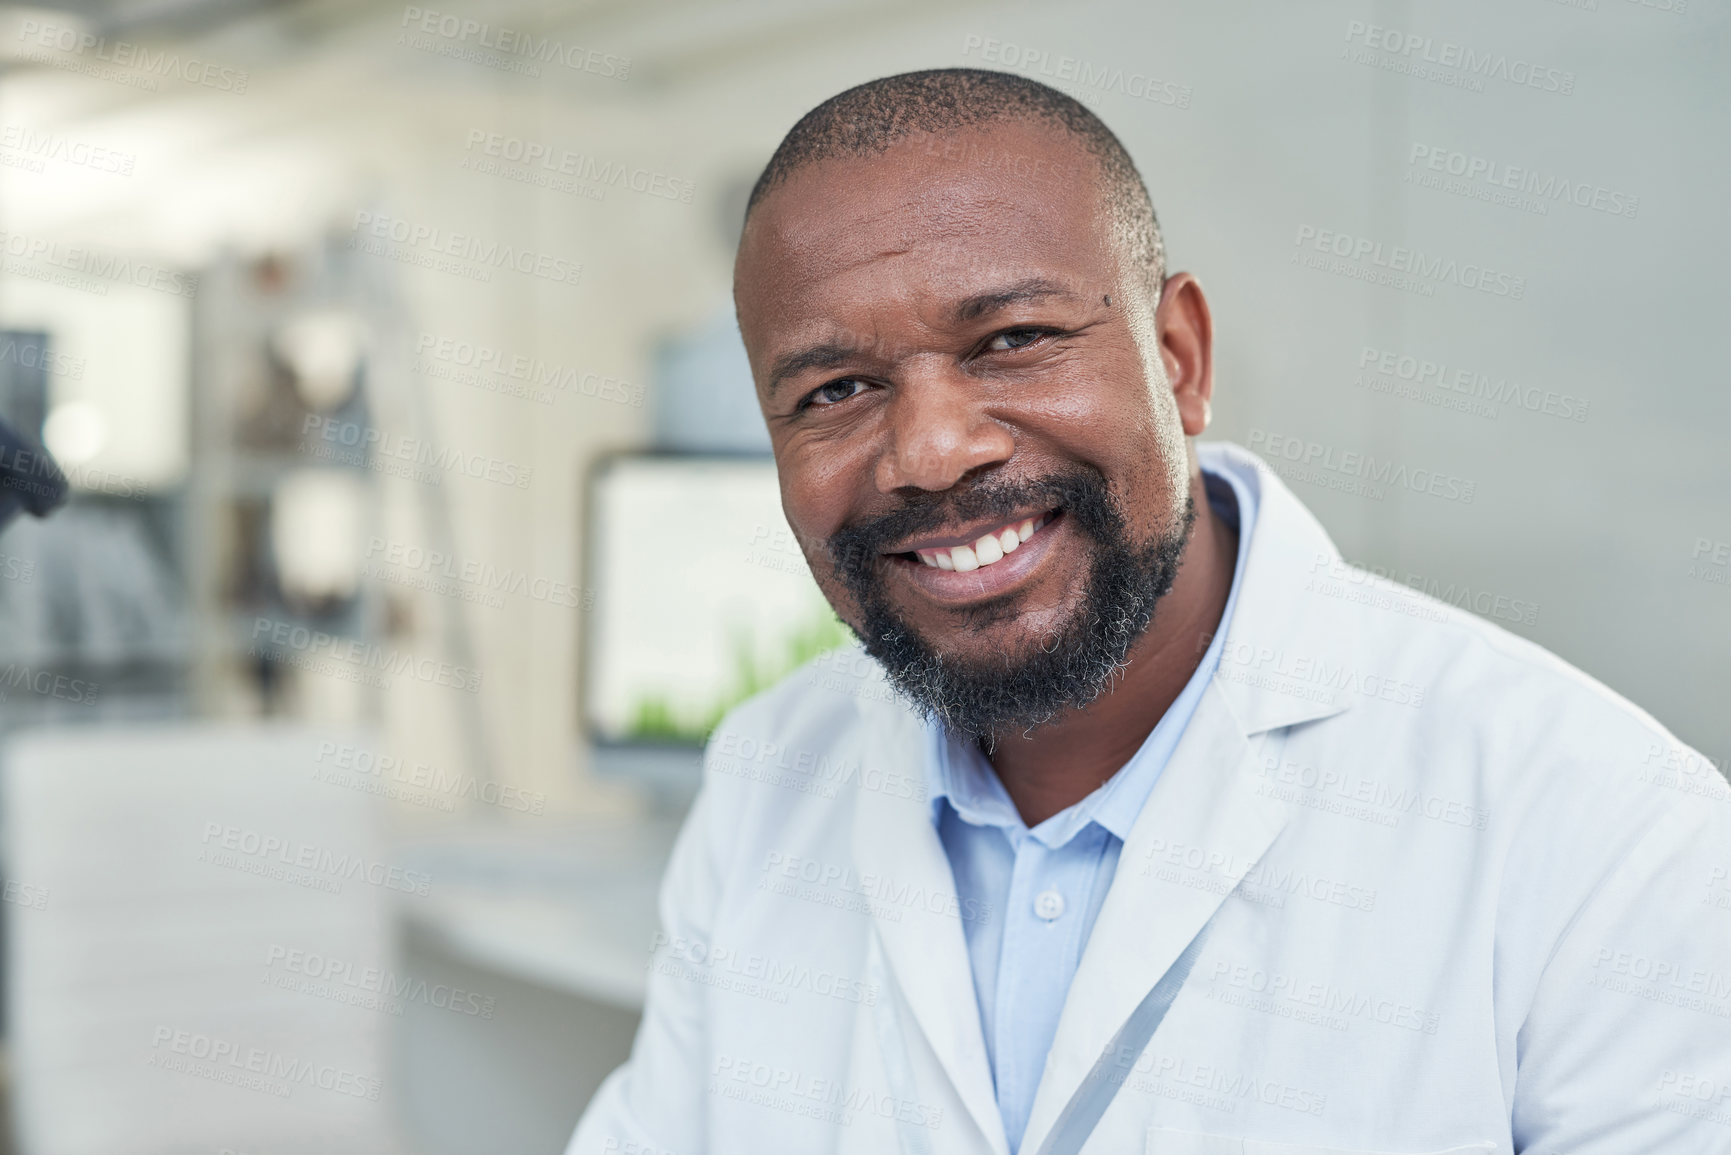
[624,607,851,743]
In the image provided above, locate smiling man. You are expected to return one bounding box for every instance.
[569,70,1731,1155]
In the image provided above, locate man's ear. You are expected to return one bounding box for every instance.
[1155,273,1215,436]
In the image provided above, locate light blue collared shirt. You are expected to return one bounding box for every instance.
[925,462,1258,1152]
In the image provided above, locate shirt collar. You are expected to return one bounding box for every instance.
[923,458,1259,848]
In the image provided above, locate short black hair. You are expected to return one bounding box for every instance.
[743,68,1165,294]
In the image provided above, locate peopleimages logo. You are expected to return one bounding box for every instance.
[1206,960,1442,1035]
[1406,143,1638,220]
[14,18,250,93]
[314,739,548,815]
[362,536,589,613]
[1308,552,1540,629]
[398,7,630,79]
[649,931,880,1007]
[264,943,497,1019]
[0,230,198,298]
[462,130,694,204]
[1341,20,1574,96]
[1689,538,1731,589]
[0,333,85,380]
[148,1026,380,1101]
[248,616,483,694]
[0,124,135,175]
[1356,345,1589,424]
[710,1055,944,1131]
[1,879,49,911]
[1204,631,1427,709]
[759,850,992,925]
[1292,225,1526,301]
[347,211,582,287]
[1248,428,1476,505]
[0,662,99,706]
[415,331,643,408]
[960,34,1192,108]
[1104,1045,1328,1118]
[199,820,435,896]
[300,415,535,490]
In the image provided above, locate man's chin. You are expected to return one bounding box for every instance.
[851,602,1109,738]
[898,622,1067,671]
[878,569,1086,637]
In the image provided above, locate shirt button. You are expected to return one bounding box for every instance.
[1034,889,1066,921]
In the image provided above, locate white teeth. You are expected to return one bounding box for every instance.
[916,513,1053,575]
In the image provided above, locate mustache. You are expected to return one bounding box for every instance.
[826,467,1116,582]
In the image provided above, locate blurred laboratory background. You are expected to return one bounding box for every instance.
[0,0,1723,1150]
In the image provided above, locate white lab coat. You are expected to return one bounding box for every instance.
[570,442,1731,1155]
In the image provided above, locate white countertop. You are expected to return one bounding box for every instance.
[393,813,684,1011]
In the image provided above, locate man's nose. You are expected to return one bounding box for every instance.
[875,366,1014,493]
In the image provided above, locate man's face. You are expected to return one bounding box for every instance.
[734,120,1197,735]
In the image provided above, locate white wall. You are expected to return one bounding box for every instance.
[2,0,1723,825]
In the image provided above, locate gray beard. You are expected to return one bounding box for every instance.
[829,469,1196,742]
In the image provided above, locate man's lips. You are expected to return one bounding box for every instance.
[886,507,1060,559]
[910,512,1055,573]
[884,512,1068,607]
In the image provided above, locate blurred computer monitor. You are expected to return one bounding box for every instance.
[582,454,846,770]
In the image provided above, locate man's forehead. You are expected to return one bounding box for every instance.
[747,121,1103,246]
[736,122,1114,324]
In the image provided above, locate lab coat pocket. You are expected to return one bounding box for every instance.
[1145,1130,1498,1155]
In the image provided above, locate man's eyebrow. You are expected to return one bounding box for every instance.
[764,278,1081,399]
[952,277,1080,324]
[766,342,862,399]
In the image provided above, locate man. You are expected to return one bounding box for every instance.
[570,69,1731,1155]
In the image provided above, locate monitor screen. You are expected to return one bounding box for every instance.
[583,454,848,746]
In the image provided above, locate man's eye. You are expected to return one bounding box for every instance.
[985,327,1050,353]
[806,378,867,408]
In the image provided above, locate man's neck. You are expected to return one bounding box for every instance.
[983,474,1240,827]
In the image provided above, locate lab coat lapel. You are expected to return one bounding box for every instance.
[844,443,1358,1154]
[1018,682,1288,1150]
[850,715,1009,1155]
[1019,443,1361,1151]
